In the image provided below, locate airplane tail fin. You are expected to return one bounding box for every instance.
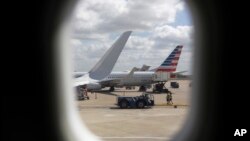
[155,45,183,72]
[126,67,137,78]
[140,64,150,71]
[89,31,132,80]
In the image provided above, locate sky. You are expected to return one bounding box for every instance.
[70,0,194,74]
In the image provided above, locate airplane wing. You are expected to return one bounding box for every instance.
[88,31,132,80]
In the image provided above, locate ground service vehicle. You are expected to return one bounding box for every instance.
[153,83,169,93]
[170,82,179,88]
[117,93,154,108]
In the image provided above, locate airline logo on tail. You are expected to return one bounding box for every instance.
[156,45,183,72]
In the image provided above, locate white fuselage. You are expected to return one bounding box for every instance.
[74,71,160,88]
[103,72,156,86]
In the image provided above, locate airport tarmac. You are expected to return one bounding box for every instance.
[76,80,191,141]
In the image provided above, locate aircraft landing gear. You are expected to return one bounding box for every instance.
[153,82,168,93]
[139,86,146,92]
[109,86,115,92]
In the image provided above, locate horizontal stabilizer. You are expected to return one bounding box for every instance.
[74,72,95,87]
[172,70,187,75]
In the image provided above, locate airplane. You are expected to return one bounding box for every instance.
[99,45,184,91]
[74,31,132,91]
[73,64,150,77]
[73,45,184,91]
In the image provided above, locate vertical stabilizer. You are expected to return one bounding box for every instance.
[140,64,151,71]
[156,45,183,72]
[127,67,137,78]
[89,31,132,80]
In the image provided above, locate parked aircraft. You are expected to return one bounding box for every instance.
[74,31,132,91]
[100,45,184,91]
[73,64,151,78]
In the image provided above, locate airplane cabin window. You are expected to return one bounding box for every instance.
[61,0,195,141]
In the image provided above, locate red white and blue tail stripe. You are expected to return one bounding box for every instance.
[156,45,183,72]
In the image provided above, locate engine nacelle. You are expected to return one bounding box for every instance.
[87,83,102,90]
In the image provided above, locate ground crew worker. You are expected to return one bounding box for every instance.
[83,85,89,100]
[166,93,170,104]
[166,91,173,105]
[78,87,84,100]
[169,93,173,104]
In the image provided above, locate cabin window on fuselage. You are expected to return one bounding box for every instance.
[71,0,193,141]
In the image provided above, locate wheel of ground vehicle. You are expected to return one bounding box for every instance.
[119,100,128,109]
[137,100,145,108]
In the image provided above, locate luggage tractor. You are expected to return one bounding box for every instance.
[117,92,154,109]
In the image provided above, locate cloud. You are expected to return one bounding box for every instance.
[71,0,193,73]
[72,0,185,34]
[153,25,193,48]
[126,35,154,50]
[71,39,116,71]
